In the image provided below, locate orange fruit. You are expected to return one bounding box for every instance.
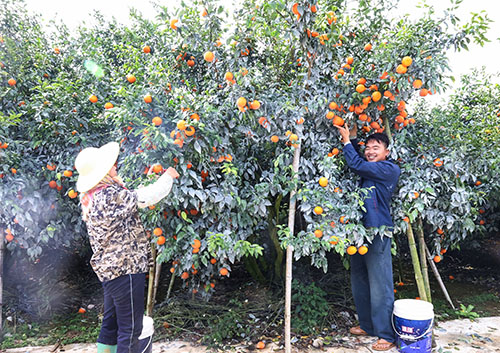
[157,236,166,245]
[187,59,195,67]
[220,268,229,276]
[68,189,78,199]
[177,120,187,131]
[433,255,441,263]
[371,91,382,102]
[296,117,304,124]
[204,51,215,62]
[249,100,261,110]
[170,19,179,30]
[413,79,422,89]
[437,228,444,235]
[326,111,335,119]
[433,158,443,167]
[396,64,407,74]
[63,170,73,177]
[313,206,323,215]
[333,116,344,126]
[339,216,347,224]
[78,308,86,314]
[413,192,420,199]
[271,135,279,143]
[403,216,410,222]
[185,126,195,137]
[419,88,429,97]
[143,45,151,53]
[5,233,14,242]
[104,102,114,109]
[329,236,338,245]
[153,164,163,173]
[364,43,372,51]
[181,271,189,279]
[329,101,338,110]
[225,72,233,81]
[192,239,201,249]
[144,94,152,103]
[356,84,366,93]
[440,248,447,255]
[190,113,200,121]
[292,3,299,15]
[127,74,136,83]
[319,177,328,187]
[210,258,217,264]
[49,180,57,189]
[237,97,247,108]
[331,148,339,156]
[153,227,163,236]
[289,134,298,142]
[314,229,323,238]
[401,56,412,67]
[346,246,357,255]
[358,245,368,255]
[346,56,354,65]
[256,341,265,349]
[152,117,162,126]
[475,180,481,186]
[89,95,98,103]
[8,78,16,86]
[201,8,208,16]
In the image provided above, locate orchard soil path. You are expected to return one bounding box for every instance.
[3,317,499,353]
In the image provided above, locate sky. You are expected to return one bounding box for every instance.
[24,0,500,103]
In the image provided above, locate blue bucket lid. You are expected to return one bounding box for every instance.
[393,299,434,320]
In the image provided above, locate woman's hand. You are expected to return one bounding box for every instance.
[166,167,179,179]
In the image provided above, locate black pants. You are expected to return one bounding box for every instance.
[98,273,146,353]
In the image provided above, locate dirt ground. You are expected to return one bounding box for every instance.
[3,316,499,353]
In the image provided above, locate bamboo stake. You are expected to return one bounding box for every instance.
[416,217,432,302]
[146,244,157,316]
[152,262,162,306]
[425,245,455,309]
[166,268,176,300]
[406,223,428,301]
[285,143,301,353]
[0,228,4,336]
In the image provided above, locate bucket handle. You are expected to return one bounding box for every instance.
[391,312,434,341]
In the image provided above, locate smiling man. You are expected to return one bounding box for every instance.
[335,123,400,351]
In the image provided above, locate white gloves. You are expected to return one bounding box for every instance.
[136,173,173,208]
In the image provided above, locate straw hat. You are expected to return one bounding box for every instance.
[75,142,120,193]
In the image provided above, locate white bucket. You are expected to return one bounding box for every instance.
[392,299,434,353]
[138,316,154,353]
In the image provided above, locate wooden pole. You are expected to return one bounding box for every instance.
[416,217,432,302]
[285,143,301,353]
[425,245,455,309]
[0,228,4,337]
[407,223,428,301]
[146,244,157,316]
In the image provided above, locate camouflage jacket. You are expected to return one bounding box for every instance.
[84,184,151,282]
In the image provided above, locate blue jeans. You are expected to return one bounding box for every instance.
[98,273,146,353]
[350,235,395,343]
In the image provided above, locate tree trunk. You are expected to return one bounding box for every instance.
[270,194,284,281]
[146,245,157,316]
[416,217,432,302]
[406,222,428,301]
[285,143,301,353]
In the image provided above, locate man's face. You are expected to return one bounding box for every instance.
[364,139,389,162]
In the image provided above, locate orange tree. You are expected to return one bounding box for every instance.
[0,0,493,310]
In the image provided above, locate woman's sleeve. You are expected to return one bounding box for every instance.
[136,172,173,208]
[91,187,138,222]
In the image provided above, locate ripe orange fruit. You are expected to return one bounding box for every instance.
[331,148,339,156]
[296,117,304,124]
[413,192,420,199]
[314,229,323,238]
[225,71,233,81]
[403,216,410,222]
[157,236,166,245]
[89,95,98,103]
[152,117,162,126]
[187,59,195,67]
[68,189,78,198]
[419,88,429,97]
[63,170,73,177]
[144,94,152,103]
[326,111,335,119]
[104,102,114,109]
[153,164,163,173]
[437,228,444,235]
[249,100,261,110]
[143,45,151,53]
[78,308,86,314]
[220,268,229,276]
[153,227,163,236]
[8,78,16,86]
[204,51,215,62]
[313,206,323,215]
[170,19,179,30]
[358,245,368,255]
[292,3,299,15]
[346,246,357,255]
[364,43,372,51]
[346,56,354,65]
[329,236,338,245]
[339,216,347,224]
[271,135,279,143]
[396,64,407,74]
[177,120,187,131]
[433,255,441,263]
[329,101,338,110]
[319,177,328,187]
[356,84,366,93]
[181,271,189,279]
[433,158,443,167]
[185,126,195,136]
[440,248,447,255]
[49,180,57,189]
[192,239,201,249]
[256,341,265,349]
[236,97,247,108]
[289,134,298,142]
[127,74,136,83]
[5,233,14,242]
[201,8,208,16]
[371,91,382,102]
[333,116,344,126]
[475,180,481,186]
[401,56,412,67]
[413,79,422,89]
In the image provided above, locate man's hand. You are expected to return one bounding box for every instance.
[166,167,179,179]
[334,122,351,144]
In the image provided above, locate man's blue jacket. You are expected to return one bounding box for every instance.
[343,139,400,229]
